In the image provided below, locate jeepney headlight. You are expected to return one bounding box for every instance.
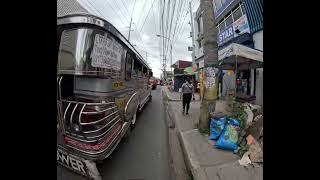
[73,124,80,132]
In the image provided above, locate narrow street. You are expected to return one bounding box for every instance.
[57,88,173,180]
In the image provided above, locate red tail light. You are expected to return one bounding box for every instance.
[80,108,106,125]
[64,122,122,151]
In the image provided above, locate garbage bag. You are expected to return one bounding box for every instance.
[215,118,240,151]
[208,116,226,140]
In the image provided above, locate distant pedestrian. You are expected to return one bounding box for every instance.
[181,77,195,115]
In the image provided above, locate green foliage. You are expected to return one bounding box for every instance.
[199,127,210,135]
[237,141,250,157]
[227,102,247,131]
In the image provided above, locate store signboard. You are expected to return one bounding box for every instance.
[217,24,234,46]
[213,0,235,18]
[217,14,251,46]
[233,14,250,37]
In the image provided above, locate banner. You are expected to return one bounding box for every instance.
[233,14,250,37]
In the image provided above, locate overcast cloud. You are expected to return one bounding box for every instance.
[78,0,200,78]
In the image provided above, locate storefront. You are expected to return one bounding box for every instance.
[218,43,263,103]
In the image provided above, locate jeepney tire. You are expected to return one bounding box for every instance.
[130,111,138,130]
[148,95,152,102]
[123,125,131,141]
[96,160,104,174]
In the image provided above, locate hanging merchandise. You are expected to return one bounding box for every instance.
[227,70,233,76]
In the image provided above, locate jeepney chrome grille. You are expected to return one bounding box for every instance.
[61,100,122,142]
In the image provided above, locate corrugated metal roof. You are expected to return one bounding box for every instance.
[57,0,90,18]
[242,0,263,33]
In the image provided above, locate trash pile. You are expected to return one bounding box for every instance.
[209,102,263,166]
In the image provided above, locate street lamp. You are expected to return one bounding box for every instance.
[156,34,173,79]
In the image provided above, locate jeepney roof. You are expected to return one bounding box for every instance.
[57,0,89,18]
[57,0,151,70]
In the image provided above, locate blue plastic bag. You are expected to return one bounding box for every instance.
[208,116,226,140]
[215,118,240,151]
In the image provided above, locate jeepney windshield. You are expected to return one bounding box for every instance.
[58,28,124,78]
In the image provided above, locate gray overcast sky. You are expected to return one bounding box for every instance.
[78,0,200,78]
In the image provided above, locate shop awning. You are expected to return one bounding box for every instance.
[184,66,196,75]
[218,43,263,70]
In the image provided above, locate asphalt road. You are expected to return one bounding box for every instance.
[57,87,173,180]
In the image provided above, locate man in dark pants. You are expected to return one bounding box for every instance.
[181,77,194,115]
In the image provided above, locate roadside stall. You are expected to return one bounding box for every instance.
[218,43,263,103]
[184,66,198,92]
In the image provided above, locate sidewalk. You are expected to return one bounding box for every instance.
[162,86,263,180]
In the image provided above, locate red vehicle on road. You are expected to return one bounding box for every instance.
[149,78,157,90]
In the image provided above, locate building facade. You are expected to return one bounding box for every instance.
[191,0,262,105]
[192,7,205,70]
[211,0,263,105]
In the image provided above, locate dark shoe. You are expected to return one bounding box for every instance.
[186,112,189,115]
[182,110,185,114]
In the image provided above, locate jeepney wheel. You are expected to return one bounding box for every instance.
[96,160,104,174]
[130,112,137,129]
[123,124,131,141]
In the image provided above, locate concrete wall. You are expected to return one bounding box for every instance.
[253,30,263,106]
[255,68,263,106]
[193,9,204,61]
[253,30,263,51]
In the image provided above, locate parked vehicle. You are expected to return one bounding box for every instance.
[149,78,157,90]
[57,2,152,178]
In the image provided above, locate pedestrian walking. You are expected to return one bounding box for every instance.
[181,77,195,115]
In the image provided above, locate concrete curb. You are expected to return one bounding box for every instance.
[163,86,207,180]
[179,130,209,180]
[163,87,218,180]
[162,88,189,180]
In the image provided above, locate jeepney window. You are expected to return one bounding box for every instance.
[58,28,124,78]
[125,52,133,80]
[133,59,143,78]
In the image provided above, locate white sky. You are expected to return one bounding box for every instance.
[78,0,200,78]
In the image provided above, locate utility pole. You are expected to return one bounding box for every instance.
[198,0,219,129]
[128,17,134,41]
[189,1,196,64]
[170,44,172,78]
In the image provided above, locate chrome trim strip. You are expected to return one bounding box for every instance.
[61,100,116,106]
[82,116,120,134]
[124,92,138,114]
[63,102,72,121]
[66,118,121,142]
[80,110,119,125]
[58,76,63,101]
[78,104,86,131]
[82,106,117,114]
[70,104,79,128]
